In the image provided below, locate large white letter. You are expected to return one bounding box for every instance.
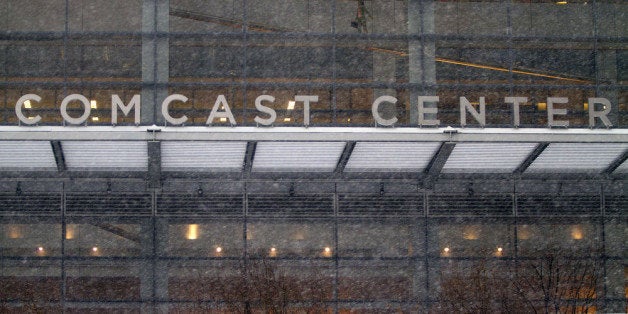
[112,94,141,125]
[161,94,188,125]
[372,95,398,126]
[294,95,318,126]
[207,95,236,125]
[254,95,276,126]
[505,97,527,128]
[60,94,91,125]
[460,97,486,127]
[15,94,42,125]
[417,96,440,126]
[588,97,612,128]
[547,97,569,127]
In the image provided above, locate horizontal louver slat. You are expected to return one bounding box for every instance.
[517,195,601,216]
[0,193,61,215]
[247,195,333,216]
[604,195,626,216]
[429,194,513,216]
[157,194,243,216]
[338,194,422,217]
[65,194,152,216]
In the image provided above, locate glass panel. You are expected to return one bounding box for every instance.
[0,0,65,32]
[66,39,142,81]
[64,221,144,257]
[511,2,594,37]
[248,0,333,33]
[170,37,244,81]
[0,220,62,256]
[429,221,513,258]
[338,261,416,302]
[67,0,142,32]
[247,220,333,258]
[517,221,601,256]
[334,0,408,34]
[164,220,242,257]
[436,2,508,36]
[66,261,141,301]
[338,220,420,258]
[168,260,333,311]
[0,261,61,305]
[170,0,244,33]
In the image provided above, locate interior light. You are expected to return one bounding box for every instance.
[270,247,277,257]
[287,101,295,110]
[571,225,584,240]
[443,247,450,253]
[518,225,531,240]
[284,117,291,122]
[583,102,588,111]
[37,246,44,252]
[497,247,503,252]
[323,246,332,257]
[556,0,567,4]
[66,224,75,240]
[186,224,199,240]
[27,116,36,120]
[463,225,480,240]
[8,225,22,239]
[92,247,98,252]
[347,118,351,122]
[24,100,32,109]
[324,247,331,253]
[537,102,547,111]
[216,246,222,253]
[92,117,99,122]
[90,100,97,109]
[220,117,227,122]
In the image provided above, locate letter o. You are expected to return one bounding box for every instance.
[60,94,91,125]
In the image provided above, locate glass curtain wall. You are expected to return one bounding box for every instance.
[0,179,625,312]
[0,0,625,127]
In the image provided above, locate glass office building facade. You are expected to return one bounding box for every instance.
[0,0,626,312]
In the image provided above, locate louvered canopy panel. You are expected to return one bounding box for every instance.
[345,142,440,172]
[0,141,57,170]
[338,194,423,217]
[252,142,345,172]
[161,141,246,171]
[247,195,334,216]
[428,194,514,216]
[526,143,627,173]
[442,143,537,173]
[614,159,628,174]
[156,194,243,216]
[65,193,152,216]
[62,141,148,170]
[517,195,601,216]
[0,193,62,215]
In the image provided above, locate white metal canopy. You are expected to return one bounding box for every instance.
[0,126,626,176]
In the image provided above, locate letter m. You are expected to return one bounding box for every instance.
[112,94,141,125]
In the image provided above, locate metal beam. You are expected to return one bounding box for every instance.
[147,141,161,189]
[50,141,66,172]
[0,126,626,143]
[514,142,549,175]
[334,141,356,176]
[423,142,456,189]
[603,149,628,175]
[243,141,257,177]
